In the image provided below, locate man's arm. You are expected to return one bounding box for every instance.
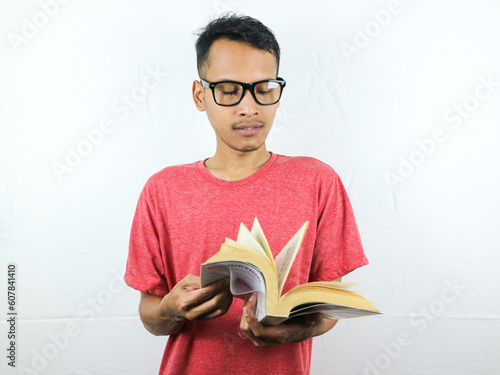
[139,274,232,336]
[239,278,341,347]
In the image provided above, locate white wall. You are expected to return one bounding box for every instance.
[1,1,500,374]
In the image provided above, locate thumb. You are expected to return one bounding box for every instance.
[245,294,257,313]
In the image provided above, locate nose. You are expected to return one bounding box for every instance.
[236,89,259,116]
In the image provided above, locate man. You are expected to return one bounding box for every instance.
[125,14,368,375]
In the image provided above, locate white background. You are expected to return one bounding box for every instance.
[1,0,500,374]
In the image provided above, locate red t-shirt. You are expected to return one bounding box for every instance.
[125,152,368,375]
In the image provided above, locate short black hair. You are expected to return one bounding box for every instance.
[195,13,281,77]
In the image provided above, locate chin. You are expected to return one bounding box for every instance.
[231,142,266,153]
[238,148,261,153]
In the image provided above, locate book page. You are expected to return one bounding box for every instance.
[288,303,381,320]
[274,221,309,296]
[314,281,357,289]
[236,222,269,260]
[250,218,274,266]
[285,280,358,293]
[200,261,267,320]
[224,237,256,252]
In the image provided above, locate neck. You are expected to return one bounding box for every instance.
[204,146,272,181]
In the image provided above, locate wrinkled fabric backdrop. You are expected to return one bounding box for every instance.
[1,0,499,374]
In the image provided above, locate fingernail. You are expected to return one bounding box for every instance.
[249,295,256,303]
[243,307,249,317]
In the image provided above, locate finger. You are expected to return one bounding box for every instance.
[239,293,257,327]
[240,309,266,347]
[240,295,262,341]
[240,298,285,347]
[239,310,259,344]
[191,277,229,301]
[205,277,231,294]
[186,288,232,320]
[245,294,257,311]
[181,275,228,294]
[196,295,232,320]
[243,303,260,332]
[179,274,204,291]
[243,295,259,325]
[242,292,254,303]
[182,278,229,310]
[182,274,201,284]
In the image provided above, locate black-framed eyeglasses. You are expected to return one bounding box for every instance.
[200,77,286,106]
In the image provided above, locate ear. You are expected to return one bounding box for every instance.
[192,80,206,112]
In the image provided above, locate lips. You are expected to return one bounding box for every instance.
[233,124,262,136]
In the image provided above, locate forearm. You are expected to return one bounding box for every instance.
[241,295,340,347]
[312,316,338,337]
[285,278,343,342]
[286,314,338,343]
[139,293,186,336]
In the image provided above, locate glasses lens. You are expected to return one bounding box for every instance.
[254,81,282,105]
[213,82,243,105]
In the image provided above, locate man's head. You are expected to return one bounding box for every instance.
[192,14,284,155]
[195,13,280,78]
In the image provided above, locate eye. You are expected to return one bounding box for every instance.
[216,82,241,96]
[256,81,279,96]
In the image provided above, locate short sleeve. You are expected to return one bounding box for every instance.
[309,170,368,281]
[124,181,169,297]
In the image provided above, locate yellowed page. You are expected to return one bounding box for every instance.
[236,222,269,260]
[274,221,309,296]
[250,218,275,267]
[278,286,381,317]
[224,237,256,252]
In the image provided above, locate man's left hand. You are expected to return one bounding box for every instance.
[239,295,335,348]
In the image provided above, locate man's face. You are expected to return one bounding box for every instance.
[193,38,280,154]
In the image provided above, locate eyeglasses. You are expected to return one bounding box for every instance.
[200,77,286,106]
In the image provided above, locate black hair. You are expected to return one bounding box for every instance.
[195,13,281,76]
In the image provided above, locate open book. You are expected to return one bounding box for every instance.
[200,218,380,325]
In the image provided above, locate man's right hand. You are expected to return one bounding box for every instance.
[139,274,233,336]
[161,274,233,322]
